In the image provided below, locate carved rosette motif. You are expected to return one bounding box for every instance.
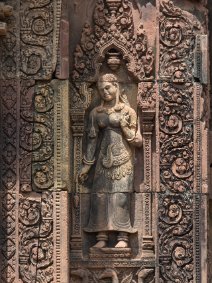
[32,83,54,192]
[159,1,203,282]
[20,80,35,192]
[159,0,201,82]
[0,0,67,281]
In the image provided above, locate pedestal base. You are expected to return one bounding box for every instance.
[89,247,132,259]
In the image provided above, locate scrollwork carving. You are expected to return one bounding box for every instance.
[158,1,202,281]
[19,193,54,283]
[32,83,54,191]
[160,0,201,82]
[71,268,143,283]
[20,0,61,79]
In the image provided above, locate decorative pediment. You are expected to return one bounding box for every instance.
[72,0,154,83]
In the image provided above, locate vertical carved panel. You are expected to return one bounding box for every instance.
[20,80,35,192]
[159,82,194,282]
[158,1,206,282]
[32,83,54,192]
[0,0,20,281]
[70,0,156,279]
[19,79,70,282]
[0,80,19,283]
[0,0,68,282]
[19,192,54,283]
[20,0,61,79]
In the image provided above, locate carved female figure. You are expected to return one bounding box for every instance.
[79,74,142,248]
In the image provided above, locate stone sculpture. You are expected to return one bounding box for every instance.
[79,73,142,249]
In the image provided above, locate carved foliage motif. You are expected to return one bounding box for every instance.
[20,80,35,192]
[32,83,54,191]
[160,83,194,194]
[0,0,58,282]
[159,84,194,283]
[138,82,156,111]
[20,81,55,192]
[20,0,61,79]
[71,0,154,109]
[19,192,54,283]
[158,1,199,282]
[71,267,155,283]
[159,0,201,82]
[0,0,19,281]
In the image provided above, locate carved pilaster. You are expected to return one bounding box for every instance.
[138,83,156,258]
[70,110,85,259]
[142,110,155,258]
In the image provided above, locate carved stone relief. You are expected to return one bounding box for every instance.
[0,0,69,282]
[20,0,62,79]
[0,0,210,282]
[70,0,156,280]
[158,1,208,282]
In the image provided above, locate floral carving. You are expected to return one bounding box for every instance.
[159,82,194,193]
[159,0,201,82]
[20,0,61,79]
[32,83,54,191]
[138,82,156,111]
[158,1,202,282]
[159,82,194,281]
[19,193,54,283]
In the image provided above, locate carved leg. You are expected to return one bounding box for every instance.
[92,232,108,248]
[115,232,129,248]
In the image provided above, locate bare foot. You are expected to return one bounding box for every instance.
[115,240,128,248]
[92,240,107,248]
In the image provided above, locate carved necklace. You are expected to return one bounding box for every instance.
[96,103,124,115]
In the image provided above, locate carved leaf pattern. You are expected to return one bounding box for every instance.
[159,0,201,82]
[20,0,61,79]
[158,1,202,282]
[19,192,54,283]
[32,83,54,191]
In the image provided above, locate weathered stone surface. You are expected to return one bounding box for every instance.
[0,0,210,282]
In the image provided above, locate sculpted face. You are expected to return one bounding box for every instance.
[98,81,117,102]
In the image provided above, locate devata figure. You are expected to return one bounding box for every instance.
[79,74,142,249]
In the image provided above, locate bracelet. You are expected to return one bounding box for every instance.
[83,156,95,165]
[126,136,136,143]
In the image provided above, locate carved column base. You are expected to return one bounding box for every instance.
[70,236,83,259]
[89,247,132,259]
[142,236,155,257]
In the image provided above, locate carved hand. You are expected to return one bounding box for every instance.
[78,164,91,183]
[120,112,130,128]
[133,132,143,147]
